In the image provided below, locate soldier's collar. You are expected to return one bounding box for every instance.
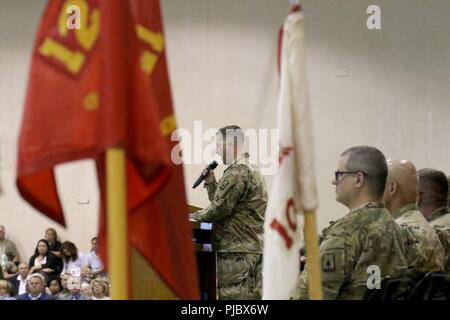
[427,206,450,222]
[226,153,250,169]
[351,201,385,212]
[392,203,418,220]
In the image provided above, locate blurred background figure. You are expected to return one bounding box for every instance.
[0,279,15,300]
[83,237,105,279]
[44,228,62,257]
[16,273,54,300]
[61,241,84,277]
[2,261,18,281]
[29,239,61,285]
[80,281,93,298]
[10,262,30,296]
[44,228,63,273]
[59,276,90,300]
[47,277,62,298]
[0,225,20,271]
[57,273,71,300]
[90,278,110,300]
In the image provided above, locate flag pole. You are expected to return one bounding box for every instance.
[304,210,323,299]
[106,148,129,299]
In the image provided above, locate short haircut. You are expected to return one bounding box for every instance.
[30,273,45,284]
[50,277,62,289]
[341,146,388,198]
[447,175,450,206]
[217,125,245,145]
[417,168,449,206]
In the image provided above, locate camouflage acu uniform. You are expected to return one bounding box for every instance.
[293,202,408,300]
[427,207,450,272]
[191,153,267,300]
[394,204,445,276]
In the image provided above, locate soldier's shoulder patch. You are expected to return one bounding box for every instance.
[219,180,230,191]
[322,253,336,272]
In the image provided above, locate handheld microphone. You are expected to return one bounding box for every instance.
[192,160,218,189]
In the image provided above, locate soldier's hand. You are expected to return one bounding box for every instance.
[189,213,197,221]
[203,170,216,185]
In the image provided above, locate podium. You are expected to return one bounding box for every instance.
[189,205,218,300]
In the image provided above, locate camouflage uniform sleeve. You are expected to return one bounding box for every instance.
[294,231,360,300]
[191,167,246,222]
[434,227,450,272]
[398,224,428,276]
[205,181,218,202]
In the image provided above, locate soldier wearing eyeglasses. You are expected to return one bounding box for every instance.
[293,146,408,300]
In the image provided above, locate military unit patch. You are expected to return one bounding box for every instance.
[322,253,336,272]
[219,180,230,190]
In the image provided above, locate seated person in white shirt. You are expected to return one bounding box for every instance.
[61,241,84,277]
[82,237,105,278]
[9,262,30,296]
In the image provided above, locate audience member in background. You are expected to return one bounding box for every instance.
[59,275,90,300]
[0,225,20,270]
[90,279,110,300]
[83,237,105,278]
[81,281,93,298]
[2,261,18,280]
[29,239,60,284]
[57,273,71,300]
[45,228,62,257]
[16,273,54,300]
[10,262,30,296]
[81,266,94,283]
[45,227,63,272]
[0,279,15,300]
[47,278,62,298]
[61,241,84,277]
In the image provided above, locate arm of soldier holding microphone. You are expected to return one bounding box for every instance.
[189,167,245,222]
[189,169,216,221]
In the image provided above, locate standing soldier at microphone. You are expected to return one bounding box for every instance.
[190,125,268,300]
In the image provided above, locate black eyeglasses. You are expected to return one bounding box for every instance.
[334,170,368,181]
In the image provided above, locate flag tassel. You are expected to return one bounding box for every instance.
[106,148,129,299]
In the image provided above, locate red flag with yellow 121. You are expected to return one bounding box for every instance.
[17,0,199,299]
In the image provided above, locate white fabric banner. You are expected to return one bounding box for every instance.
[262,9,318,300]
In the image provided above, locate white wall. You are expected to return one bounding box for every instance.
[1,0,450,260]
